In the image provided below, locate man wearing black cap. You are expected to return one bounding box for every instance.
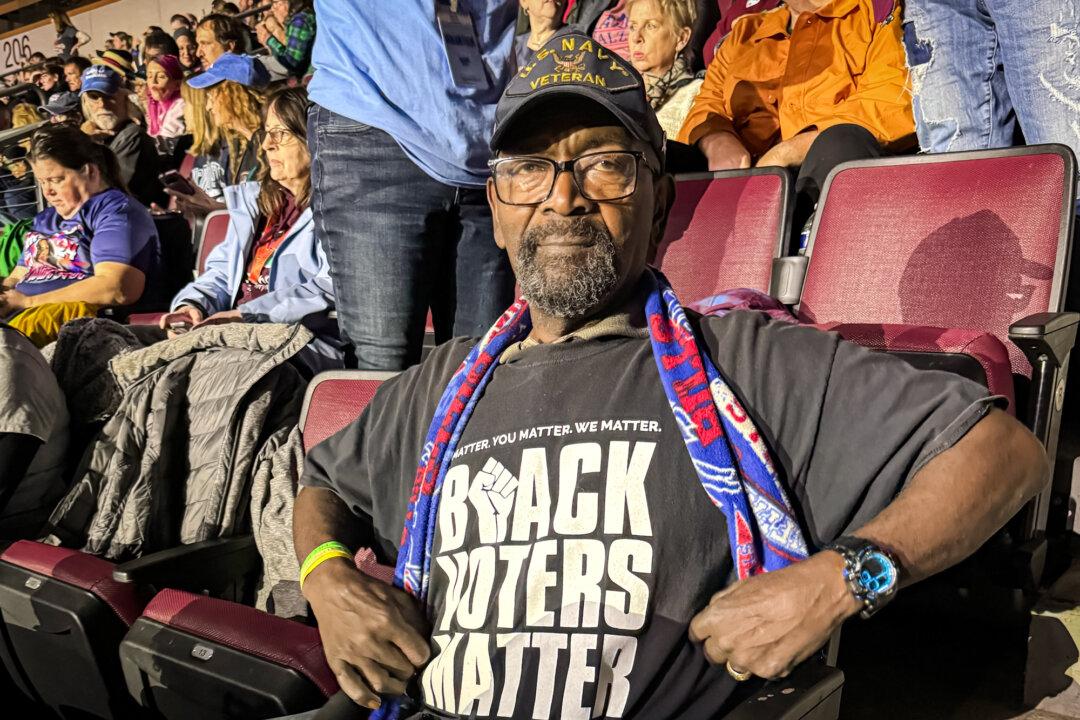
[293,31,1047,719]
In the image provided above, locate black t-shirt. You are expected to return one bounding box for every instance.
[303,309,994,720]
[110,121,166,209]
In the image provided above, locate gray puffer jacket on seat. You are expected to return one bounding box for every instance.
[47,322,313,560]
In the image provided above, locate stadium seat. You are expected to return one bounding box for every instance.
[127,209,233,327]
[792,145,1078,577]
[653,167,792,302]
[117,371,396,719]
[0,535,257,719]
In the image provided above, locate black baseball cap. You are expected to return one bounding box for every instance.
[491,29,665,158]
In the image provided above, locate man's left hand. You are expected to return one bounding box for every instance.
[688,551,860,679]
[755,131,821,169]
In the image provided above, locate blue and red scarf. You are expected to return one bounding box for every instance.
[374,270,809,719]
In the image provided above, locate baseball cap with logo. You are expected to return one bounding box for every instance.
[80,65,123,96]
[491,29,665,158]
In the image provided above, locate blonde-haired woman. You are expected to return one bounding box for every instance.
[168,56,266,219]
[626,0,701,140]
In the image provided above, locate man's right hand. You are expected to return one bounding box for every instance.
[159,305,205,337]
[303,558,431,711]
[698,131,752,171]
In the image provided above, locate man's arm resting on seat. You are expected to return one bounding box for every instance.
[294,486,431,711]
[689,409,1048,679]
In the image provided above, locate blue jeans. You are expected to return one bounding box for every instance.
[902,0,1080,158]
[308,104,516,370]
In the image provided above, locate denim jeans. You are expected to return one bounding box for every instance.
[308,104,516,370]
[902,0,1080,159]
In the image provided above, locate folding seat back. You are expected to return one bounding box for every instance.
[798,145,1078,550]
[198,208,232,276]
[0,541,148,718]
[654,168,792,303]
[118,371,398,720]
[798,146,1074,375]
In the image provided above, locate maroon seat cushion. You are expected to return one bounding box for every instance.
[301,374,392,453]
[812,323,1016,413]
[142,589,339,698]
[127,312,166,326]
[798,150,1070,376]
[0,540,145,626]
[654,170,787,303]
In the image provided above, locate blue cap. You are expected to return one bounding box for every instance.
[39,91,80,116]
[186,53,270,90]
[80,65,122,96]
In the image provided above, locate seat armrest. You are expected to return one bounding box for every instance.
[1009,311,1079,368]
[112,535,259,586]
[723,662,844,720]
[770,256,809,306]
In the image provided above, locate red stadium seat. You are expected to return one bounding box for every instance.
[654,168,792,302]
[197,208,231,277]
[117,371,398,719]
[797,144,1078,548]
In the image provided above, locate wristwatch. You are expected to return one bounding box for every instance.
[825,536,900,619]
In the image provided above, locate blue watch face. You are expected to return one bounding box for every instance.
[857,551,898,597]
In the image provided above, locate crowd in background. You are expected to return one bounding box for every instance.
[0,2,1075,714]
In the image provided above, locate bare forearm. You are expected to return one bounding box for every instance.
[23,274,138,307]
[853,409,1048,585]
[293,486,371,563]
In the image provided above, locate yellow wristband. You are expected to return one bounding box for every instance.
[299,542,353,590]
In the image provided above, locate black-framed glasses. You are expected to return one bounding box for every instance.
[488,150,658,206]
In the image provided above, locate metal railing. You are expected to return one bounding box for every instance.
[237,3,272,21]
[0,120,46,220]
[0,82,46,107]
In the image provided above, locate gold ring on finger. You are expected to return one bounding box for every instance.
[726,661,753,682]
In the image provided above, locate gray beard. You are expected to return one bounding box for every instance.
[94,111,121,132]
[516,218,619,320]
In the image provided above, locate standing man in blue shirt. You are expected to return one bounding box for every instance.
[307,0,519,370]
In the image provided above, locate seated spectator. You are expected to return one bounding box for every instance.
[196,13,247,67]
[0,324,68,542]
[627,0,701,140]
[108,31,134,54]
[79,65,166,208]
[38,91,82,125]
[294,33,1048,717]
[515,0,565,69]
[0,145,37,221]
[1,126,160,346]
[174,28,202,73]
[142,30,181,66]
[49,10,90,61]
[145,54,186,140]
[677,1,913,228]
[63,55,91,92]
[257,0,316,77]
[176,81,228,212]
[161,86,340,369]
[171,13,193,32]
[35,63,66,99]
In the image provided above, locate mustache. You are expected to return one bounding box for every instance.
[519,217,614,255]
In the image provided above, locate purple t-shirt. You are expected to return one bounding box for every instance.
[16,188,159,296]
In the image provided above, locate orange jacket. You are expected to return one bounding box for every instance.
[677,0,915,158]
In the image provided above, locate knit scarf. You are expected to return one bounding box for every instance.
[645,55,695,111]
[374,270,809,719]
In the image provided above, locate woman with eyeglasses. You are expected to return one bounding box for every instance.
[160,86,340,369]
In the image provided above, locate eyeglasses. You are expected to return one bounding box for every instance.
[264,128,297,146]
[487,150,658,206]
